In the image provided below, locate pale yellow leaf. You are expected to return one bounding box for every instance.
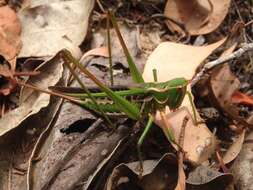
[143,38,226,82]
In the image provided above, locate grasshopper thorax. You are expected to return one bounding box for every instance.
[145,78,188,110]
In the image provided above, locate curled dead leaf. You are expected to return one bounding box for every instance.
[0,51,64,137]
[164,0,231,35]
[209,63,253,128]
[80,46,109,61]
[105,153,179,190]
[223,129,245,164]
[186,165,233,189]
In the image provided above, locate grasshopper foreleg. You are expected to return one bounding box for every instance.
[137,115,154,176]
[186,91,201,125]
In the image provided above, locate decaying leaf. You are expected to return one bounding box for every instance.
[0,52,64,137]
[18,0,94,58]
[106,153,179,190]
[164,0,231,35]
[155,107,217,164]
[209,63,240,110]
[0,5,21,70]
[106,154,233,190]
[231,91,253,106]
[209,60,253,128]
[186,165,233,190]
[222,129,245,164]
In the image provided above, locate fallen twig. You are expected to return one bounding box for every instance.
[191,43,253,86]
[175,116,189,190]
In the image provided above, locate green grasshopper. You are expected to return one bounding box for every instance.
[20,11,197,173]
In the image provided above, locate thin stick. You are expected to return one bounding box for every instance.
[13,71,40,76]
[216,150,229,173]
[175,116,189,190]
[1,98,5,117]
[178,116,189,147]
[8,163,12,190]
[191,43,253,86]
[107,11,114,86]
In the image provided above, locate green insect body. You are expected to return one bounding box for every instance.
[79,97,141,115]
[144,78,188,110]
[63,78,188,118]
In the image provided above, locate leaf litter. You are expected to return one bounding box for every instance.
[164,0,231,36]
[1,1,253,190]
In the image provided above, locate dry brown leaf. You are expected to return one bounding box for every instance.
[164,0,231,35]
[155,107,217,164]
[18,0,94,58]
[0,5,21,70]
[187,165,233,189]
[0,52,64,137]
[106,154,179,190]
[208,42,253,127]
[210,64,240,109]
[223,129,245,164]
